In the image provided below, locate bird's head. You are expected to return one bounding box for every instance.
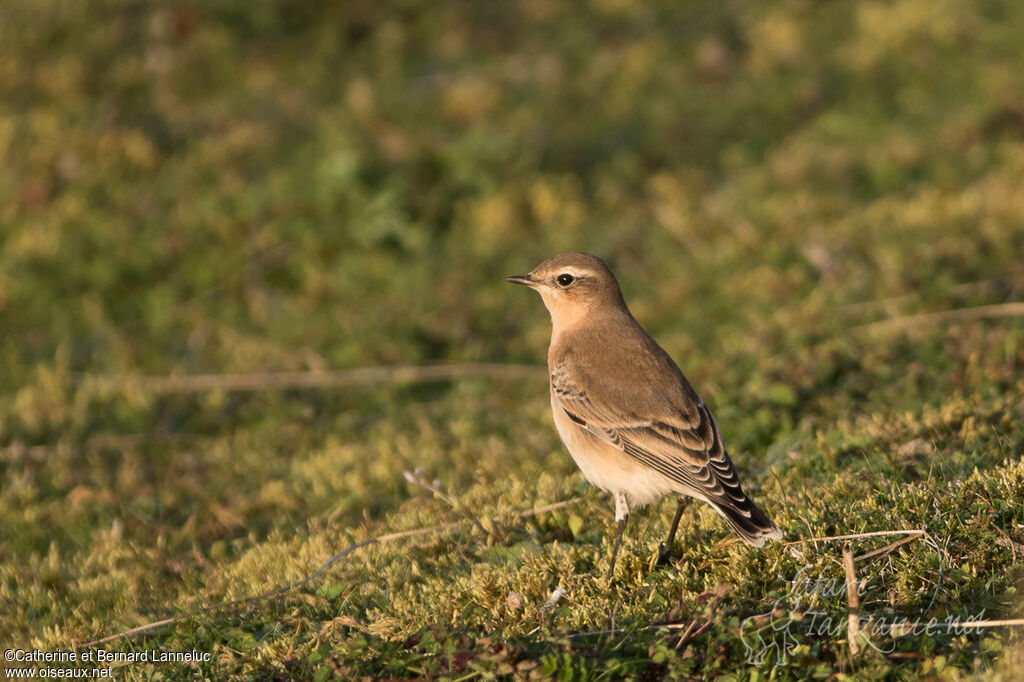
[506,252,626,329]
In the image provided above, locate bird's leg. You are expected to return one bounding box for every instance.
[606,491,630,580]
[658,497,689,565]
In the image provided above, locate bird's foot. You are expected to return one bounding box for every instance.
[656,542,675,566]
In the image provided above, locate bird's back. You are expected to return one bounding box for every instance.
[549,310,701,421]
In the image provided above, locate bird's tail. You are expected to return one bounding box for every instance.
[709,497,783,547]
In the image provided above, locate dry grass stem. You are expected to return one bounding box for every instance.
[852,302,1024,334]
[675,619,712,650]
[785,529,926,546]
[854,534,927,563]
[404,469,489,536]
[539,586,566,614]
[837,275,1024,318]
[843,544,862,658]
[73,364,546,394]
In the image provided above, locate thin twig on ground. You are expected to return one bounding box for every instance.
[569,620,717,640]
[675,620,713,650]
[851,302,1024,334]
[785,529,926,546]
[404,469,489,536]
[837,275,1024,318]
[854,534,926,563]
[843,544,862,658]
[539,586,566,614]
[73,363,546,394]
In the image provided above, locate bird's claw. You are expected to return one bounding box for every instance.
[657,542,674,566]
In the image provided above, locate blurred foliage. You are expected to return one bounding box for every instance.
[2,0,1024,679]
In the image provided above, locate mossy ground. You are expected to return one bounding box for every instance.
[2,1,1024,679]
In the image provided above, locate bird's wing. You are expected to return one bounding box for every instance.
[550,356,745,504]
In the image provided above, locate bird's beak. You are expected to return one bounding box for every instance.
[505,274,536,287]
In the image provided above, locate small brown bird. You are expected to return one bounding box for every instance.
[507,252,782,578]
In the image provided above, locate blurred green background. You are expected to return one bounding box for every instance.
[2,0,1024,678]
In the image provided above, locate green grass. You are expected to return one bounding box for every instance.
[2,0,1024,679]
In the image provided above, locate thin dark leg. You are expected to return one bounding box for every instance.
[658,497,689,564]
[606,516,628,580]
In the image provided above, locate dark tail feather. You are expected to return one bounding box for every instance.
[709,498,783,547]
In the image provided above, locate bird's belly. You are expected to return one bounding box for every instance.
[550,397,677,508]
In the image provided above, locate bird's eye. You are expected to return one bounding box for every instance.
[556,273,575,286]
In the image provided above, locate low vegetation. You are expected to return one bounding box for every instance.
[2,0,1023,678]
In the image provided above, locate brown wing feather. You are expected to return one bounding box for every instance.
[551,354,781,544]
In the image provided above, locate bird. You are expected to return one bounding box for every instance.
[507,252,782,579]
